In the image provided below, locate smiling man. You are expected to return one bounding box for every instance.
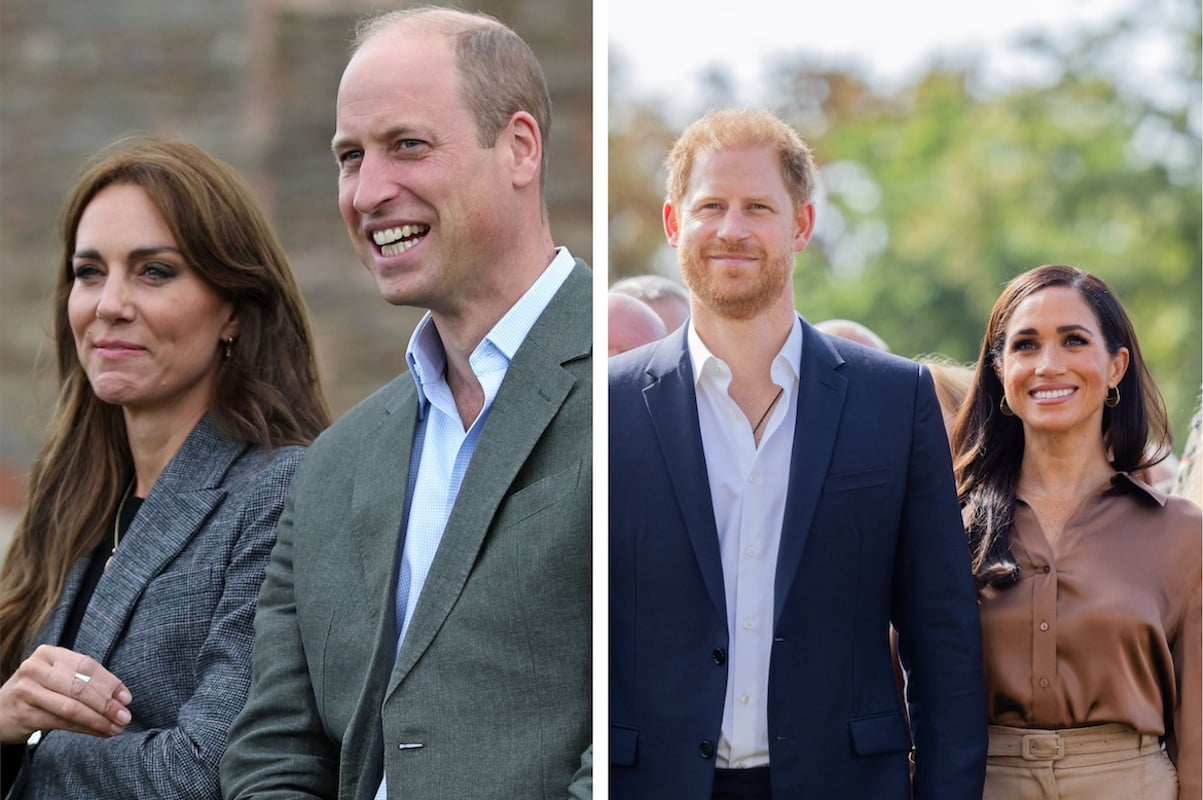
[608,108,986,799]
[222,8,591,800]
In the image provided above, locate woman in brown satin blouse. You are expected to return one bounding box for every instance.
[953,264,1200,800]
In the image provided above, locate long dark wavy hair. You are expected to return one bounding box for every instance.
[0,136,331,676]
[951,264,1171,589]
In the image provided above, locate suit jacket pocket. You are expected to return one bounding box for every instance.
[610,725,638,766]
[494,458,586,532]
[848,711,912,756]
[824,467,893,493]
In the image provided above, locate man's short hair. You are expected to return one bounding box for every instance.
[353,7,552,178]
[665,108,817,210]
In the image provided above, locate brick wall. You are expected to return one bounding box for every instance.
[0,0,593,522]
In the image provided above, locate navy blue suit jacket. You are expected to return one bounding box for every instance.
[608,318,986,799]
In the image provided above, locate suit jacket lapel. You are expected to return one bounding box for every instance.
[643,328,727,624]
[773,318,847,625]
[387,261,591,695]
[353,378,420,635]
[339,378,419,797]
[74,417,246,664]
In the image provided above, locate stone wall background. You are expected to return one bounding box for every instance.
[0,0,593,548]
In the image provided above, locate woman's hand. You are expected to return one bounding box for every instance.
[0,645,132,743]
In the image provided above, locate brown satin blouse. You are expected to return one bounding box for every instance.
[979,473,1201,800]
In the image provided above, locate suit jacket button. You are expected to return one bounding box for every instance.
[712,648,726,665]
[699,741,715,759]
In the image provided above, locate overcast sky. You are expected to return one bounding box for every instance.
[609,0,1181,115]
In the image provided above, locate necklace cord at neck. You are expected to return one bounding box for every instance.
[107,480,136,570]
[752,387,785,438]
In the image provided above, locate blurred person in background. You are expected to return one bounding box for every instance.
[611,273,691,333]
[1173,389,1201,506]
[814,318,890,353]
[915,354,975,445]
[609,292,668,356]
[0,136,330,799]
[953,264,1199,800]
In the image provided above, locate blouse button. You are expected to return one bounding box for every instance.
[1039,622,1049,631]
[1042,565,1051,573]
[1039,678,1050,688]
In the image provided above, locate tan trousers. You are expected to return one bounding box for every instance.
[984,723,1179,800]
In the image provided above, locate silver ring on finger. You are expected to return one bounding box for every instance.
[73,672,91,684]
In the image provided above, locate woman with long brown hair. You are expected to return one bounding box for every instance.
[0,136,329,798]
[954,264,1199,799]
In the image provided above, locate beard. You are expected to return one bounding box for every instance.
[678,239,794,320]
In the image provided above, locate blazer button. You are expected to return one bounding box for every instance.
[712,648,726,665]
[699,741,715,759]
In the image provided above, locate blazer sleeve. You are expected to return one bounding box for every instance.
[21,453,300,800]
[220,480,340,800]
[889,367,988,800]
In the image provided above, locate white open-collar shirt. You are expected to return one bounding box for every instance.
[687,315,802,769]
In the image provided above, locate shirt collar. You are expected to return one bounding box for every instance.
[405,247,576,409]
[686,314,803,389]
[1110,470,1170,507]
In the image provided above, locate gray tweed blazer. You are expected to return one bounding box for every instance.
[11,417,305,800]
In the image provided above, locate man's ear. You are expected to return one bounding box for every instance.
[663,201,681,247]
[504,110,542,189]
[793,201,815,253]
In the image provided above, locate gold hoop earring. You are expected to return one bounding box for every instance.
[1105,385,1120,408]
[999,395,1015,417]
[224,337,235,360]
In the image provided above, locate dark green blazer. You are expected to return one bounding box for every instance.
[223,262,592,800]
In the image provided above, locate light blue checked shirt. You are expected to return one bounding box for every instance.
[374,247,575,800]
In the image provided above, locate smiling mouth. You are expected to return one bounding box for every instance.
[372,224,430,256]
[705,249,762,265]
[1031,388,1075,400]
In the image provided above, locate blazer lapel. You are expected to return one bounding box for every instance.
[337,378,420,796]
[773,318,847,625]
[352,378,421,635]
[643,328,727,624]
[74,418,245,664]
[387,262,590,695]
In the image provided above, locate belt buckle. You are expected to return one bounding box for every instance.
[1021,733,1064,760]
